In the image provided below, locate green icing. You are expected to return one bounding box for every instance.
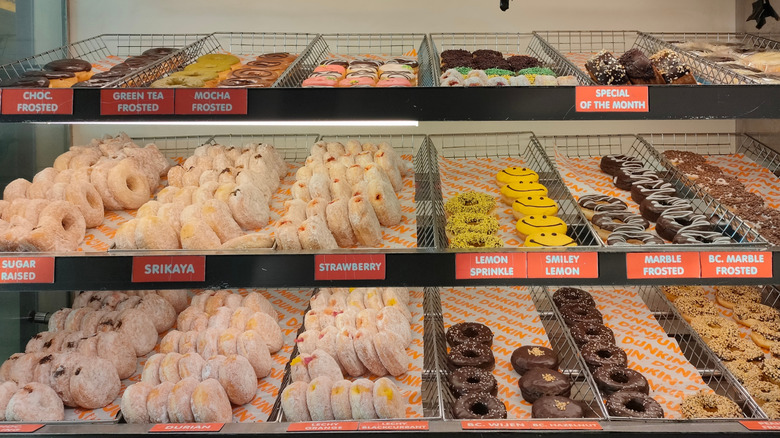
[484,68,515,77]
[455,67,472,75]
[517,67,557,76]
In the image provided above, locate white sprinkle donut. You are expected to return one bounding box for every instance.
[108,158,151,209]
[65,181,104,228]
[281,381,311,422]
[120,382,154,424]
[167,377,199,423]
[136,200,160,218]
[176,307,202,332]
[180,218,222,250]
[156,203,184,234]
[191,378,232,423]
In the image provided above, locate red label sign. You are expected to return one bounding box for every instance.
[527,252,598,278]
[1,88,73,115]
[150,423,223,432]
[0,424,44,433]
[101,89,174,115]
[314,254,386,280]
[131,256,206,282]
[626,252,700,279]
[0,257,54,283]
[455,253,526,279]
[700,251,772,278]
[358,421,429,431]
[287,422,359,432]
[741,420,780,431]
[462,420,601,430]
[175,89,247,115]
[576,86,649,112]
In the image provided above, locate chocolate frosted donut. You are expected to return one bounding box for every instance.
[613,169,659,191]
[673,230,732,244]
[320,59,349,68]
[558,304,603,326]
[592,211,649,232]
[599,155,643,176]
[231,68,278,80]
[519,368,573,403]
[448,342,495,371]
[453,392,507,419]
[581,342,628,371]
[22,70,75,80]
[532,396,585,419]
[656,212,711,241]
[446,322,493,347]
[142,48,177,57]
[606,391,664,418]
[44,58,92,73]
[552,287,596,308]
[631,180,676,204]
[1,76,49,87]
[593,365,649,395]
[511,346,559,375]
[607,229,665,246]
[570,322,615,347]
[639,195,693,222]
[449,367,497,398]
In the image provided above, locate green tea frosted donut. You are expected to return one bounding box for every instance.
[446,212,499,236]
[450,232,504,249]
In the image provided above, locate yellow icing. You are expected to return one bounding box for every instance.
[516,215,567,237]
[512,196,559,216]
[387,298,397,306]
[524,232,577,247]
[291,356,302,366]
[500,181,548,199]
[379,387,394,400]
[332,386,344,395]
[496,167,539,184]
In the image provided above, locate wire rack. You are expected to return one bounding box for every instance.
[636,32,780,85]
[0,34,207,88]
[426,132,602,249]
[276,33,435,88]
[428,33,588,86]
[130,133,320,162]
[183,32,318,87]
[534,134,767,246]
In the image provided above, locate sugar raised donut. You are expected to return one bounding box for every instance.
[147,381,174,423]
[191,378,233,423]
[121,382,154,424]
[142,354,165,386]
[282,381,311,422]
[167,377,199,424]
[116,308,158,356]
[6,382,65,421]
[237,330,272,378]
[307,376,335,421]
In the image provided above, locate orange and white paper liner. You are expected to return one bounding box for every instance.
[693,154,780,209]
[440,286,553,419]
[587,287,710,419]
[437,156,535,247]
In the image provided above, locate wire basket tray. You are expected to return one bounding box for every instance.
[428,32,588,86]
[0,33,207,88]
[276,33,435,88]
[426,132,602,249]
[534,134,768,246]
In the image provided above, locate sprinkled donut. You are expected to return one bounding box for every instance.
[449,232,504,249]
[444,192,496,217]
[680,391,742,419]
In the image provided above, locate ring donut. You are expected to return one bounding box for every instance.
[107,158,151,209]
[680,391,742,419]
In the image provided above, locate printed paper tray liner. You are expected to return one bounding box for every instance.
[685,153,780,209]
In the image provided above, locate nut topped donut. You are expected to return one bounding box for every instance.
[606,391,664,418]
[448,342,495,371]
[581,341,628,371]
[680,391,742,419]
[552,287,596,308]
[448,366,498,398]
[446,322,493,347]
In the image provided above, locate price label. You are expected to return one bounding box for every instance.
[527,252,598,278]
[131,256,206,282]
[700,251,772,278]
[626,252,700,279]
[0,257,54,283]
[462,420,601,430]
[576,86,648,112]
[1,88,73,115]
[287,422,359,432]
[101,89,174,115]
[358,421,429,431]
[175,89,247,115]
[150,423,223,432]
[741,420,780,431]
[455,253,526,279]
[314,254,386,280]
[0,424,44,433]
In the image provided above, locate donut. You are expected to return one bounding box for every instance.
[591,211,649,240]
[196,328,220,360]
[581,341,627,371]
[246,311,283,353]
[495,166,539,187]
[354,328,387,376]
[593,365,649,395]
[70,356,121,409]
[725,359,763,384]
[607,229,665,246]
[142,354,165,385]
[715,286,762,309]
[350,378,377,420]
[5,382,65,421]
[373,331,409,377]
[134,215,180,250]
[448,341,495,371]
[121,382,154,424]
[4,178,31,202]
[377,306,412,347]
[606,391,664,418]
[708,336,764,362]
[11,352,45,385]
[639,195,693,223]
[176,352,205,382]
[577,194,627,220]
[599,154,643,176]
[751,321,780,349]
[159,330,182,354]
[336,328,367,378]
[96,331,136,379]
[631,179,676,204]
[674,296,720,323]
[518,368,573,403]
[363,288,384,311]
[680,391,742,418]
[613,168,659,191]
[336,309,357,329]
[146,381,174,423]
[201,355,227,382]
[559,304,603,326]
[243,292,278,321]
[516,214,566,241]
[159,352,183,384]
[282,381,311,422]
[191,378,233,423]
[453,392,507,419]
[689,316,739,344]
[238,330,272,378]
[208,306,233,331]
[511,345,559,375]
[444,192,496,217]
[298,216,339,250]
[64,181,104,228]
[290,355,310,383]
[0,355,21,384]
[675,229,733,244]
[661,285,701,302]
[48,309,71,332]
[48,353,80,406]
[325,380,351,421]
[656,211,711,241]
[372,377,406,419]
[165,377,199,424]
[307,376,335,421]
[307,349,343,382]
[445,212,499,241]
[26,332,55,353]
[218,355,257,405]
[746,380,780,406]
[25,201,86,251]
[116,308,158,356]
[553,287,596,308]
[449,232,504,249]
[532,395,585,419]
[449,366,498,398]
[64,308,91,332]
[107,158,151,209]
[732,302,780,327]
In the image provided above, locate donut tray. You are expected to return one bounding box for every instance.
[534,133,767,247]
[0,33,207,88]
[426,131,603,249]
[276,33,436,88]
[427,32,588,86]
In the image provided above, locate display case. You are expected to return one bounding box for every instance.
[1,1,780,436]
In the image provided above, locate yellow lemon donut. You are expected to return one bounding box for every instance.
[516,215,566,240]
[500,181,548,205]
[524,232,577,247]
[512,195,559,219]
[495,166,539,187]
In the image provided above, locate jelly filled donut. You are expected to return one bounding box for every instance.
[581,342,627,371]
[191,378,233,423]
[5,382,65,421]
[519,368,573,403]
[593,365,649,395]
[282,381,311,422]
[511,345,559,376]
[448,342,495,371]
[606,391,664,418]
[449,366,498,398]
[446,322,493,347]
[120,382,154,424]
[373,377,406,419]
[453,392,507,419]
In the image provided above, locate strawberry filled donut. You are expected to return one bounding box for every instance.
[336,328,367,377]
[354,329,388,376]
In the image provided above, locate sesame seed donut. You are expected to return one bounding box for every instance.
[680,391,742,419]
[159,352,183,384]
[65,181,104,228]
[354,328,388,376]
[716,285,762,309]
[246,311,283,353]
[0,381,18,420]
[690,315,740,344]
[307,349,344,382]
[237,330,272,378]
[120,381,154,424]
[134,215,180,250]
[196,328,220,360]
[350,378,377,419]
[108,158,151,209]
[733,302,780,328]
[146,381,174,423]
[167,377,199,424]
[70,355,120,409]
[116,308,158,356]
[709,335,764,362]
[201,355,227,381]
[746,380,780,406]
[96,331,136,379]
[751,321,780,349]
[282,381,311,422]
[290,355,311,383]
[4,178,31,202]
[142,353,165,386]
[6,382,65,421]
[191,378,233,423]
[331,380,353,420]
[218,354,257,405]
[725,359,763,384]
[674,296,720,323]
[159,330,183,354]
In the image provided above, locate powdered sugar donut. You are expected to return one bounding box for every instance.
[290,355,311,383]
[335,309,357,330]
[208,306,233,331]
[64,307,92,332]
[330,380,352,420]
[310,290,330,312]
[156,290,189,314]
[101,291,128,310]
[190,291,214,311]
[180,217,222,250]
[243,292,278,320]
[196,328,220,360]
[142,354,165,385]
[229,306,254,332]
[237,330,272,379]
[204,291,229,316]
[356,309,379,334]
[281,381,311,422]
[191,378,232,423]
[218,355,257,405]
[146,381,174,423]
[373,377,406,419]
[48,309,71,332]
[377,307,412,347]
[70,355,121,409]
[97,331,136,379]
[307,349,343,382]
[350,378,377,419]
[167,377,199,423]
[137,294,176,333]
[246,311,283,353]
[76,334,98,357]
[96,311,120,333]
[11,352,45,385]
[363,288,384,311]
[373,332,409,377]
[223,293,243,310]
[31,354,55,385]
[336,328,367,377]
[307,376,335,420]
[25,331,55,353]
[116,308,158,356]
[201,199,243,244]
[45,330,71,353]
[0,354,23,382]
[347,289,365,310]
[115,295,141,313]
[298,216,338,250]
[6,382,64,421]
[218,328,241,356]
[113,219,138,249]
[201,355,227,381]
[383,287,410,306]
[295,330,319,356]
[178,352,205,381]
[159,352,183,384]
[3,178,31,202]
[59,331,86,353]
[328,290,348,311]
[134,215,179,250]
[354,328,387,376]
[160,330,183,354]
[120,382,154,424]
[314,326,338,361]
[178,331,199,355]
[0,381,17,420]
[176,307,203,332]
[65,181,104,228]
